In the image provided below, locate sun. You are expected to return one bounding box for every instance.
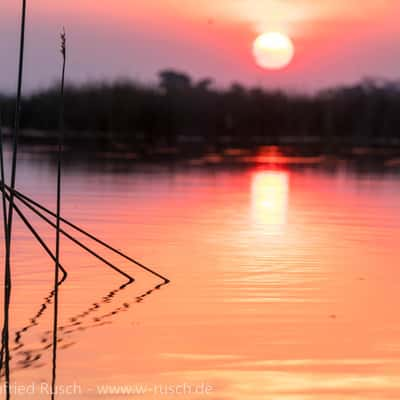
[252,32,294,70]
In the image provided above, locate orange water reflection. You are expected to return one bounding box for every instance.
[251,171,289,234]
[1,151,400,399]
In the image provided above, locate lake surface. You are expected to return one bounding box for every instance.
[1,146,400,399]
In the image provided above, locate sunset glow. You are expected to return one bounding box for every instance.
[1,0,400,90]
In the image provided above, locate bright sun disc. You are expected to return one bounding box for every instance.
[253,32,294,70]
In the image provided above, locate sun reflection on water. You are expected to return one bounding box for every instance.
[251,171,289,234]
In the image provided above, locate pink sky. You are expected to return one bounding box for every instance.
[1,0,400,92]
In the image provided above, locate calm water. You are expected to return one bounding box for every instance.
[1,147,400,399]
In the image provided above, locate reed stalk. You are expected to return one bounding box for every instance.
[51,28,67,399]
[1,1,27,396]
[4,183,168,283]
[0,113,8,374]
[3,185,134,281]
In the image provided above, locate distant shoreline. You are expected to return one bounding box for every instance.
[2,131,400,171]
[2,126,400,149]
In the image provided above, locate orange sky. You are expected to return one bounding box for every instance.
[1,0,400,92]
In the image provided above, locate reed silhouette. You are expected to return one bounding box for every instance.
[0,2,170,391]
[0,179,170,382]
[0,188,68,358]
[0,115,8,243]
[1,2,27,398]
[51,27,67,399]
[0,115,9,377]
[2,182,169,284]
[0,180,170,383]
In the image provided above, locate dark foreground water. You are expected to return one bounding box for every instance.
[1,145,400,399]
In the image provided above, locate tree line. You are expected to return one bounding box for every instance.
[1,71,400,152]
